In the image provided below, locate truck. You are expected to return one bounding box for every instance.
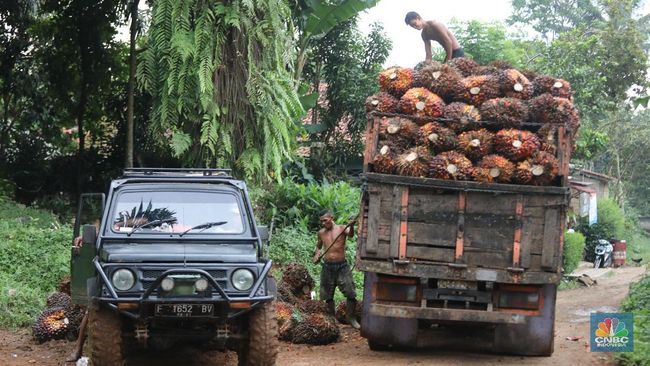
[70,168,277,366]
[358,114,572,356]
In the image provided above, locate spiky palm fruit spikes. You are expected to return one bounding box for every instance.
[488,60,514,70]
[413,61,443,87]
[418,122,459,153]
[472,155,515,183]
[372,144,398,174]
[290,313,340,345]
[379,117,419,149]
[335,300,363,325]
[448,57,480,77]
[528,94,580,131]
[457,75,501,107]
[494,129,541,162]
[297,299,329,315]
[398,87,445,118]
[33,307,69,343]
[521,69,539,82]
[537,123,559,154]
[277,303,301,341]
[498,69,533,99]
[457,129,495,161]
[396,147,432,177]
[476,66,500,76]
[379,66,414,97]
[281,263,315,300]
[63,304,85,338]
[413,63,463,102]
[533,75,573,99]
[275,302,294,327]
[429,151,473,180]
[514,152,560,186]
[479,98,529,129]
[46,292,71,309]
[365,92,399,114]
[443,102,481,132]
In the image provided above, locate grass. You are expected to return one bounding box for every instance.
[616,270,650,365]
[0,196,72,328]
[558,277,581,291]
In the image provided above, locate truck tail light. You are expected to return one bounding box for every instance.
[497,285,542,311]
[374,275,419,303]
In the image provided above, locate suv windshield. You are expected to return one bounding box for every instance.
[111,190,244,235]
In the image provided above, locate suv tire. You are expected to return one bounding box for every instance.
[88,303,123,366]
[238,302,278,366]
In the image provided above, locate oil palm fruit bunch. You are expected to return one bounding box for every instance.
[418,122,458,152]
[494,129,541,162]
[528,94,580,131]
[291,313,340,345]
[64,304,85,338]
[365,92,399,114]
[457,75,501,106]
[33,307,69,343]
[537,123,558,155]
[488,60,514,70]
[429,151,473,180]
[379,117,419,149]
[414,63,464,102]
[372,144,398,174]
[457,129,495,161]
[520,69,539,82]
[335,300,363,325]
[297,299,329,315]
[533,75,573,99]
[514,152,559,186]
[476,65,500,76]
[479,98,529,129]
[448,57,480,77]
[379,66,414,97]
[46,292,72,308]
[282,263,315,300]
[413,61,443,87]
[277,303,301,341]
[398,87,445,118]
[471,155,515,183]
[498,69,533,99]
[443,102,481,132]
[275,302,295,327]
[396,147,432,177]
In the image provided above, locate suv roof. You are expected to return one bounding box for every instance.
[114,168,246,189]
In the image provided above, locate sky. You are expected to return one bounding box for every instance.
[358,0,650,68]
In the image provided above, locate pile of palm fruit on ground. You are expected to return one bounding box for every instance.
[32,278,85,343]
[366,58,579,186]
[274,263,362,345]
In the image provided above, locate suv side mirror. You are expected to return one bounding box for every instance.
[257,226,269,243]
[82,224,97,245]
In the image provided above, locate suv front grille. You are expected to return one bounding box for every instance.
[139,269,229,291]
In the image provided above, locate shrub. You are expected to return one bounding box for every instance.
[259,179,361,231]
[617,273,650,366]
[0,200,71,328]
[563,231,585,274]
[579,198,625,262]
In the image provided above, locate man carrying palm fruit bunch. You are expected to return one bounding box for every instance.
[313,210,361,330]
[405,11,464,63]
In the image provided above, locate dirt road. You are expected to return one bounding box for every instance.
[1,265,645,366]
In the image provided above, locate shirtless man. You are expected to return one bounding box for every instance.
[313,210,361,329]
[405,11,464,63]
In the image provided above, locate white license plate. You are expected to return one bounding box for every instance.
[155,304,214,317]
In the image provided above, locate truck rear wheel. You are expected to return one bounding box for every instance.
[493,284,557,356]
[237,302,278,366]
[88,303,124,366]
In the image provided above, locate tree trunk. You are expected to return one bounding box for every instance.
[125,0,139,168]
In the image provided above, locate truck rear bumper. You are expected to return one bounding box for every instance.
[369,303,526,324]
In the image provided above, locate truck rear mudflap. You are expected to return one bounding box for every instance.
[361,272,557,356]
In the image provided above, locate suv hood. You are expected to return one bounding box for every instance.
[100,243,257,263]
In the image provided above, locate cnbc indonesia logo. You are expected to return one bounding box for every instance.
[591,313,634,352]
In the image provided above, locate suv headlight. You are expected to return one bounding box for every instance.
[112,269,135,291]
[231,269,255,291]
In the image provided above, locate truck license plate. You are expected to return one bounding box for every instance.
[155,304,214,317]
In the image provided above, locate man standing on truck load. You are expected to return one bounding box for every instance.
[405,11,464,63]
[313,210,361,329]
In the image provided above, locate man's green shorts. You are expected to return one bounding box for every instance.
[319,261,356,301]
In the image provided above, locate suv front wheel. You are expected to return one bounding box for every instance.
[237,301,278,366]
[88,302,124,366]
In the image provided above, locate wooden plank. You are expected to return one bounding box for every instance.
[389,185,402,258]
[365,172,570,195]
[365,189,381,254]
[376,223,457,247]
[513,195,524,268]
[541,209,559,269]
[362,240,391,259]
[405,246,455,262]
[455,191,466,261]
[363,117,380,172]
[466,193,517,215]
[464,247,513,268]
[399,187,409,259]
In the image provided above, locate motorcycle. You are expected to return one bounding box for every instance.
[593,239,613,269]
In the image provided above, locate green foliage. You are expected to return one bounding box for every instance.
[578,198,625,262]
[573,128,609,161]
[509,0,604,38]
[259,178,360,231]
[563,231,586,274]
[0,199,71,328]
[139,0,304,180]
[617,272,650,365]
